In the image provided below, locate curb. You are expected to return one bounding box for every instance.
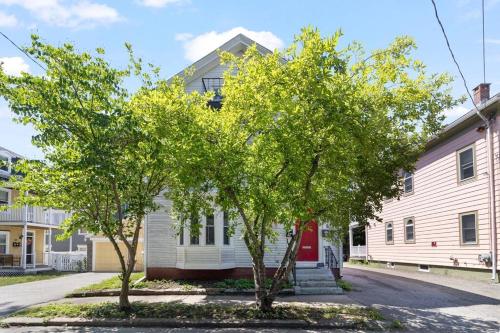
[67,288,295,298]
[2,317,383,330]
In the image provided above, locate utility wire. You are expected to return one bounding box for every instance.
[0,31,47,72]
[430,0,488,125]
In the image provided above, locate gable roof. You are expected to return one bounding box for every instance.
[169,33,274,85]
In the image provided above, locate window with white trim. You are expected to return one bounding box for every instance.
[403,171,413,194]
[179,226,184,246]
[460,211,478,245]
[0,231,9,254]
[458,146,475,182]
[223,211,230,245]
[386,222,394,244]
[205,214,215,245]
[0,155,8,172]
[0,189,8,205]
[404,217,415,243]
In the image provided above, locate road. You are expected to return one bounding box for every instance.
[0,272,116,316]
[343,266,500,332]
[1,328,367,333]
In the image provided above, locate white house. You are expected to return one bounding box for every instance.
[142,34,343,284]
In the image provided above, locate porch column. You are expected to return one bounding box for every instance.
[48,227,52,265]
[348,225,353,258]
[21,203,28,269]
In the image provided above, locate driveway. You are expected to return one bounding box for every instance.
[0,272,116,316]
[343,265,500,332]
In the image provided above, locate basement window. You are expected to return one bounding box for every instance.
[418,264,430,272]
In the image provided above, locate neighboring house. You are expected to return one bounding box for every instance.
[0,146,70,274]
[349,84,500,282]
[88,34,343,279]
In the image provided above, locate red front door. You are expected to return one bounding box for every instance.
[296,220,319,261]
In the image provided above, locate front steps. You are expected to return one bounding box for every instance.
[293,267,343,295]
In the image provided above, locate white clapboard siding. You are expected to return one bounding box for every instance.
[367,119,499,269]
[146,194,177,268]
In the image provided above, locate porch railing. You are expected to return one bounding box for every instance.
[0,206,69,226]
[350,245,367,258]
[45,252,87,272]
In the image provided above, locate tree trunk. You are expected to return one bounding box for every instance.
[119,269,131,310]
[253,256,275,312]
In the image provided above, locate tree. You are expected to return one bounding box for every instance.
[0,36,172,310]
[137,27,458,311]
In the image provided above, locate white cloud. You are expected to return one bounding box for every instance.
[138,0,186,8]
[0,0,121,28]
[177,27,284,62]
[0,10,18,27]
[444,105,468,123]
[0,56,30,76]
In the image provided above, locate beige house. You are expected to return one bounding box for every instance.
[349,84,499,282]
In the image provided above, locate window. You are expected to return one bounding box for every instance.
[403,171,413,194]
[460,212,478,245]
[418,264,430,272]
[457,146,476,182]
[0,232,9,254]
[179,226,184,245]
[404,217,415,243]
[223,211,230,245]
[0,189,8,205]
[205,214,215,245]
[385,222,394,244]
[0,155,8,172]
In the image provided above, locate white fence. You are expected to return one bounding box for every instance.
[45,252,87,271]
[350,245,367,258]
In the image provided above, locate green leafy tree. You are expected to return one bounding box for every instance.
[0,36,171,310]
[137,28,457,311]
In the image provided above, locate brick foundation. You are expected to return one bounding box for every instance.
[146,267,278,280]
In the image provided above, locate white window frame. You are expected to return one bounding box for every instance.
[178,225,184,246]
[0,231,9,254]
[404,217,415,243]
[205,214,215,246]
[385,222,394,245]
[459,211,478,245]
[223,211,230,246]
[403,171,414,194]
[457,145,476,183]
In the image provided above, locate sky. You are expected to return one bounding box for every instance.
[0,0,499,159]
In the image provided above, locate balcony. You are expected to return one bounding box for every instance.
[202,78,224,109]
[0,206,68,226]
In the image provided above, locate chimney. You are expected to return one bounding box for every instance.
[473,83,491,105]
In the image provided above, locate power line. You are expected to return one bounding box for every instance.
[430,0,488,124]
[0,31,47,71]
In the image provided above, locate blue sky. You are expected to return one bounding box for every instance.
[1,0,499,158]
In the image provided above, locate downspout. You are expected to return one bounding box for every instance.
[476,107,498,282]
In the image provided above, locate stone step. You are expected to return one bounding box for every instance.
[298,280,338,288]
[294,286,343,295]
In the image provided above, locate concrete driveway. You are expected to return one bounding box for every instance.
[343,265,500,332]
[0,272,116,316]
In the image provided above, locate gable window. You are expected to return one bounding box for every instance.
[403,171,413,194]
[385,222,394,244]
[202,78,224,101]
[457,146,476,182]
[205,214,215,245]
[460,211,478,245]
[0,231,9,254]
[223,211,230,245]
[404,217,415,243]
[0,155,8,172]
[0,189,8,205]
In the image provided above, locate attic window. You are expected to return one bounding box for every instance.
[202,78,224,101]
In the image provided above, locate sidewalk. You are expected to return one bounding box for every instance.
[343,262,500,300]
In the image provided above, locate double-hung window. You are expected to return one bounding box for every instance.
[457,145,476,182]
[223,211,230,245]
[0,232,8,254]
[404,217,415,243]
[385,222,394,244]
[0,189,8,205]
[403,171,414,194]
[205,214,215,245]
[190,216,199,245]
[460,212,478,245]
[179,226,184,245]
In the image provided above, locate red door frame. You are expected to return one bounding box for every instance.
[296,220,319,261]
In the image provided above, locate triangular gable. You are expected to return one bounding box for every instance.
[170,33,274,86]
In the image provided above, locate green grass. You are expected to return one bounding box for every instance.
[0,272,71,287]
[77,272,144,292]
[336,279,353,291]
[11,301,384,324]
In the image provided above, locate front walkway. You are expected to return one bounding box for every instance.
[343,263,500,332]
[0,272,116,316]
